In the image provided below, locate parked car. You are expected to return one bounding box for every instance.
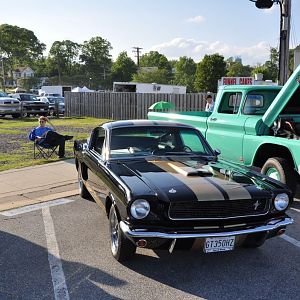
[74,120,293,261]
[38,96,65,116]
[0,92,21,118]
[9,93,49,117]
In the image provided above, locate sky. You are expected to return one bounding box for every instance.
[1,0,299,66]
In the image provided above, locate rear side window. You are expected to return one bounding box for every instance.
[218,92,242,114]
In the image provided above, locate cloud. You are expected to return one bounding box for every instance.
[185,15,205,24]
[149,38,271,65]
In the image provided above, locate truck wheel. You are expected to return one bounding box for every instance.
[22,109,28,118]
[242,232,267,248]
[109,205,136,262]
[78,165,91,199]
[261,157,297,195]
[49,108,55,116]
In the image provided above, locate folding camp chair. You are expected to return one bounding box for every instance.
[33,141,59,159]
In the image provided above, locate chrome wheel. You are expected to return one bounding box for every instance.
[110,206,119,255]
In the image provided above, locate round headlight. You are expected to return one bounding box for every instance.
[274,193,289,211]
[130,199,150,219]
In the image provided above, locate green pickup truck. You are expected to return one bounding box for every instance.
[148,64,300,195]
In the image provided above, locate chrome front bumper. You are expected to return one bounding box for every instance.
[120,217,293,239]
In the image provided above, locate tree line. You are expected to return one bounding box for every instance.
[0,24,298,93]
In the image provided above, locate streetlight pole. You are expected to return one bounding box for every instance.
[252,0,291,85]
[278,0,291,85]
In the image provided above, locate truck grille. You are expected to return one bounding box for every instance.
[168,198,269,220]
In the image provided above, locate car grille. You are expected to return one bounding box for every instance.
[168,198,269,220]
[4,100,19,104]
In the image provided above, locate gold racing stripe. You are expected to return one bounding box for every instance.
[211,177,252,200]
[148,160,225,201]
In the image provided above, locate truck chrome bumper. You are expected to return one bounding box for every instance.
[120,217,293,239]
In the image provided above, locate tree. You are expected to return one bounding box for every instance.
[132,69,169,84]
[173,56,196,92]
[111,51,137,82]
[80,37,112,89]
[48,40,80,80]
[226,61,252,77]
[139,51,172,81]
[252,47,279,82]
[0,24,45,73]
[194,54,226,93]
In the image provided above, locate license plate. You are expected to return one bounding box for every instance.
[40,108,44,111]
[204,236,235,253]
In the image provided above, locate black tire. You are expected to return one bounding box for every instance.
[49,108,55,116]
[21,108,28,118]
[78,165,91,199]
[109,205,136,262]
[261,157,297,195]
[242,232,267,248]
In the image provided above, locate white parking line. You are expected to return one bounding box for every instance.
[291,207,300,213]
[43,206,69,300]
[280,234,300,249]
[0,198,74,217]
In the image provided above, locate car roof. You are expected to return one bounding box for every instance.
[103,120,195,130]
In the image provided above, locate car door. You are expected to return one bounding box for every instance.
[85,127,110,203]
[206,92,248,164]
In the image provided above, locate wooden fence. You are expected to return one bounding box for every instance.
[64,92,210,120]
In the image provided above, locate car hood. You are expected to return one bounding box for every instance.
[262,63,300,128]
[112,156,276,202]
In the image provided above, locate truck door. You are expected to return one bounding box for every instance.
[206,92,248,164]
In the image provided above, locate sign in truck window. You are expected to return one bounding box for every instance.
[221,77,254,85]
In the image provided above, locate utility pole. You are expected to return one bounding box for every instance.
[132,47,143,67]
[1,57,5,92]
[278,0,291,85]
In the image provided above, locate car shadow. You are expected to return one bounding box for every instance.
[0,230,124,300]
[123,240,300,299]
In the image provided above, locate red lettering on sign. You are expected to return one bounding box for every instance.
[239,78,253,85]
[223,78,236,85]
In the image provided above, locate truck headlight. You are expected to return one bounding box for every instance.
[274,193,289,211]
[130,199,150,219]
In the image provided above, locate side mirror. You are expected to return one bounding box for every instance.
[214,149,221,156]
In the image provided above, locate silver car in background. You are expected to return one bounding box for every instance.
[0,92,21,118]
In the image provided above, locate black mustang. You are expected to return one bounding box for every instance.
[74,120,293,261]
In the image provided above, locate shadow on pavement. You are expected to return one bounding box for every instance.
[0,230,124,300]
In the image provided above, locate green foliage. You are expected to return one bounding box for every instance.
[0,24,45,68]
[173,56,196,92]
[80,37,113,89]
[111,51,137,82]
[226,61,252,77]
[17,77,40,92]
[252,47,279,82]
[194,54,226,93]
[132,69,169,84]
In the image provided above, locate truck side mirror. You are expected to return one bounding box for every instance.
[214,149,221,156]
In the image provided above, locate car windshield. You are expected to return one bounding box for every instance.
[0,92,8,97]
[109,126,213,158]
[20,94,38,101]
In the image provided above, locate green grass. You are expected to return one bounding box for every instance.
[0,116,111,172]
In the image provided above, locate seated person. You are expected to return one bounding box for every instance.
[29,116,73,158]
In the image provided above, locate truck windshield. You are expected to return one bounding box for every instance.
[243,90,280,115]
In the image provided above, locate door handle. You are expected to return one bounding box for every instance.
[210,117,217,121]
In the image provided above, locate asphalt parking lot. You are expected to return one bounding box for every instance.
[1,195,300,300]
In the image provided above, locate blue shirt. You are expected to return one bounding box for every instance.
[29,126,53,144]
